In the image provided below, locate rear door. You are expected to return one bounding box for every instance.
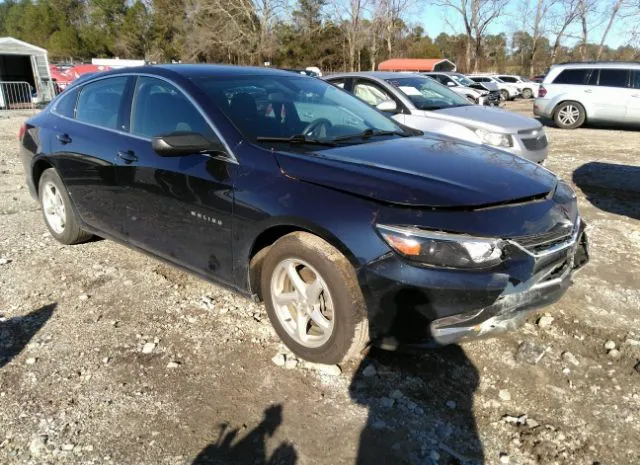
[627,70,640,123]
[115,75,236,283]
[590,68,630,122]
[49,75,134,237]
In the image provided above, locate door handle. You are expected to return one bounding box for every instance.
[584,89,593,93]
[56,133,72,144]
[632,94,640,98]
[117,150,138,164]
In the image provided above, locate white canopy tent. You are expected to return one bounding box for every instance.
[0,37,55,105]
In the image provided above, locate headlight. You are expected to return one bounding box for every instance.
[376,224,504,269]
[475,128,513,148]
[554,180,577,202]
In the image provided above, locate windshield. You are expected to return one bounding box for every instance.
[450,75,476,87]
[191,74,405,147]
[386,77,470,110]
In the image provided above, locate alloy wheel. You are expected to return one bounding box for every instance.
[558,105,580,126]
[270,258,335,348]
[42,181,66,234]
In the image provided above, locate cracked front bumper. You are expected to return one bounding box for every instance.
[430,228,589,345]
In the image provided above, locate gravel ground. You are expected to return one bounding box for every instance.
[1,102,639,465]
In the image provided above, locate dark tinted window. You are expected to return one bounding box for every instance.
[553,68,590,85]
[499,76,517,83]
[131,77,214,139]
[54,88,79,118]
[633,71,640,89]
[587,69,599,85]
[327,78,346,89]
[597,68,628,88]
[76,77,128,129]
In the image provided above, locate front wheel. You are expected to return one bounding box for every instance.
[554,101,586,129]
[500,89,509,101]
[38,168,92,244]
[261,232,369,364]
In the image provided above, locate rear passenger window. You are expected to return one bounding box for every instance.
[54,88,79,118]
[130,76,214,139]
[76,77,128,130]
[553,69,590,85]
[634,71,640,89]
[597,69,628,88]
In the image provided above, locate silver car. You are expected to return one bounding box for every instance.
[534,62,640,129]
[324,72,548,163]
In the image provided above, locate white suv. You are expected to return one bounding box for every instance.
[534,62,640,129]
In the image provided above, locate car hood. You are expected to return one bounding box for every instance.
[273,135,557,208]
[431,105,542,133]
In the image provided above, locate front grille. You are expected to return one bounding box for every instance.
[509,222,574,254]
[522,134,548,151]
[487,91,500,101]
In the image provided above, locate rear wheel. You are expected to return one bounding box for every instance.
[38,168,92,244]
[522,88,533,99]
[554,101,586,129]
[261,232,369,364]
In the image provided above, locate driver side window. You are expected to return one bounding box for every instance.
[353,80,394,107]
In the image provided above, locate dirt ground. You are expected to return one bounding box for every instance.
[1,101,639,465]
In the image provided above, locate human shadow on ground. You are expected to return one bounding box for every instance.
[350,345,483,465]
[573,162,640,221]
[191,404,297,465]
[0,303,55,368]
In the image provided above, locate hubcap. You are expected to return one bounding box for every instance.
[558,105,580,126]
[42,181,66,234]
[270,258,335,348]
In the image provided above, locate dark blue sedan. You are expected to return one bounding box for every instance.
[18,65,588,363]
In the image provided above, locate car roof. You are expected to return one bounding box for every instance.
[83,64,310,80]
[324,71,423,80]
[551,61,640,70]
[423,71,460,76]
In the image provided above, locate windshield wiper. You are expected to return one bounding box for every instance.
[331,128,408,143]
[255,134,337,147]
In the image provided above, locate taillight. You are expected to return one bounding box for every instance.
[18,123,26,142]
[538,86,547,98]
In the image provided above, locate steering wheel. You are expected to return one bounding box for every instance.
[302,118,332,138]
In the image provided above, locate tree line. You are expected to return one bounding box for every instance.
[0,0,638,76]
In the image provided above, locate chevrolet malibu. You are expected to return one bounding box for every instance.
[19,65,588,364]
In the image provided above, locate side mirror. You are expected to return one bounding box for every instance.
[376,99,397,113]
[446,81,455,87]
[152,132,225,157]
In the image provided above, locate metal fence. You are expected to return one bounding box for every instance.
[0,81,37,116]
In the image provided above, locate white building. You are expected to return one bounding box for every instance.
[0,37,55,105]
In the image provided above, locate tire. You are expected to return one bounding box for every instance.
[553,101,586,129]
[500,89,509,101]
[38,168,92,245]
[522,88,533,99]
[261,232,369,364]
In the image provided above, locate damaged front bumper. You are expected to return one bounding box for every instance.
[362,218,589,347]
[430,222,589,345]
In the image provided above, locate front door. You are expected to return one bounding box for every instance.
[115,76,236,283]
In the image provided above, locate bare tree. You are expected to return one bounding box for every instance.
[596,0,636,59]
[525,0,557,75]
[436,0,509,72]
[333,0,369,71]
[183,0,284,64]
[549,0,580,64]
